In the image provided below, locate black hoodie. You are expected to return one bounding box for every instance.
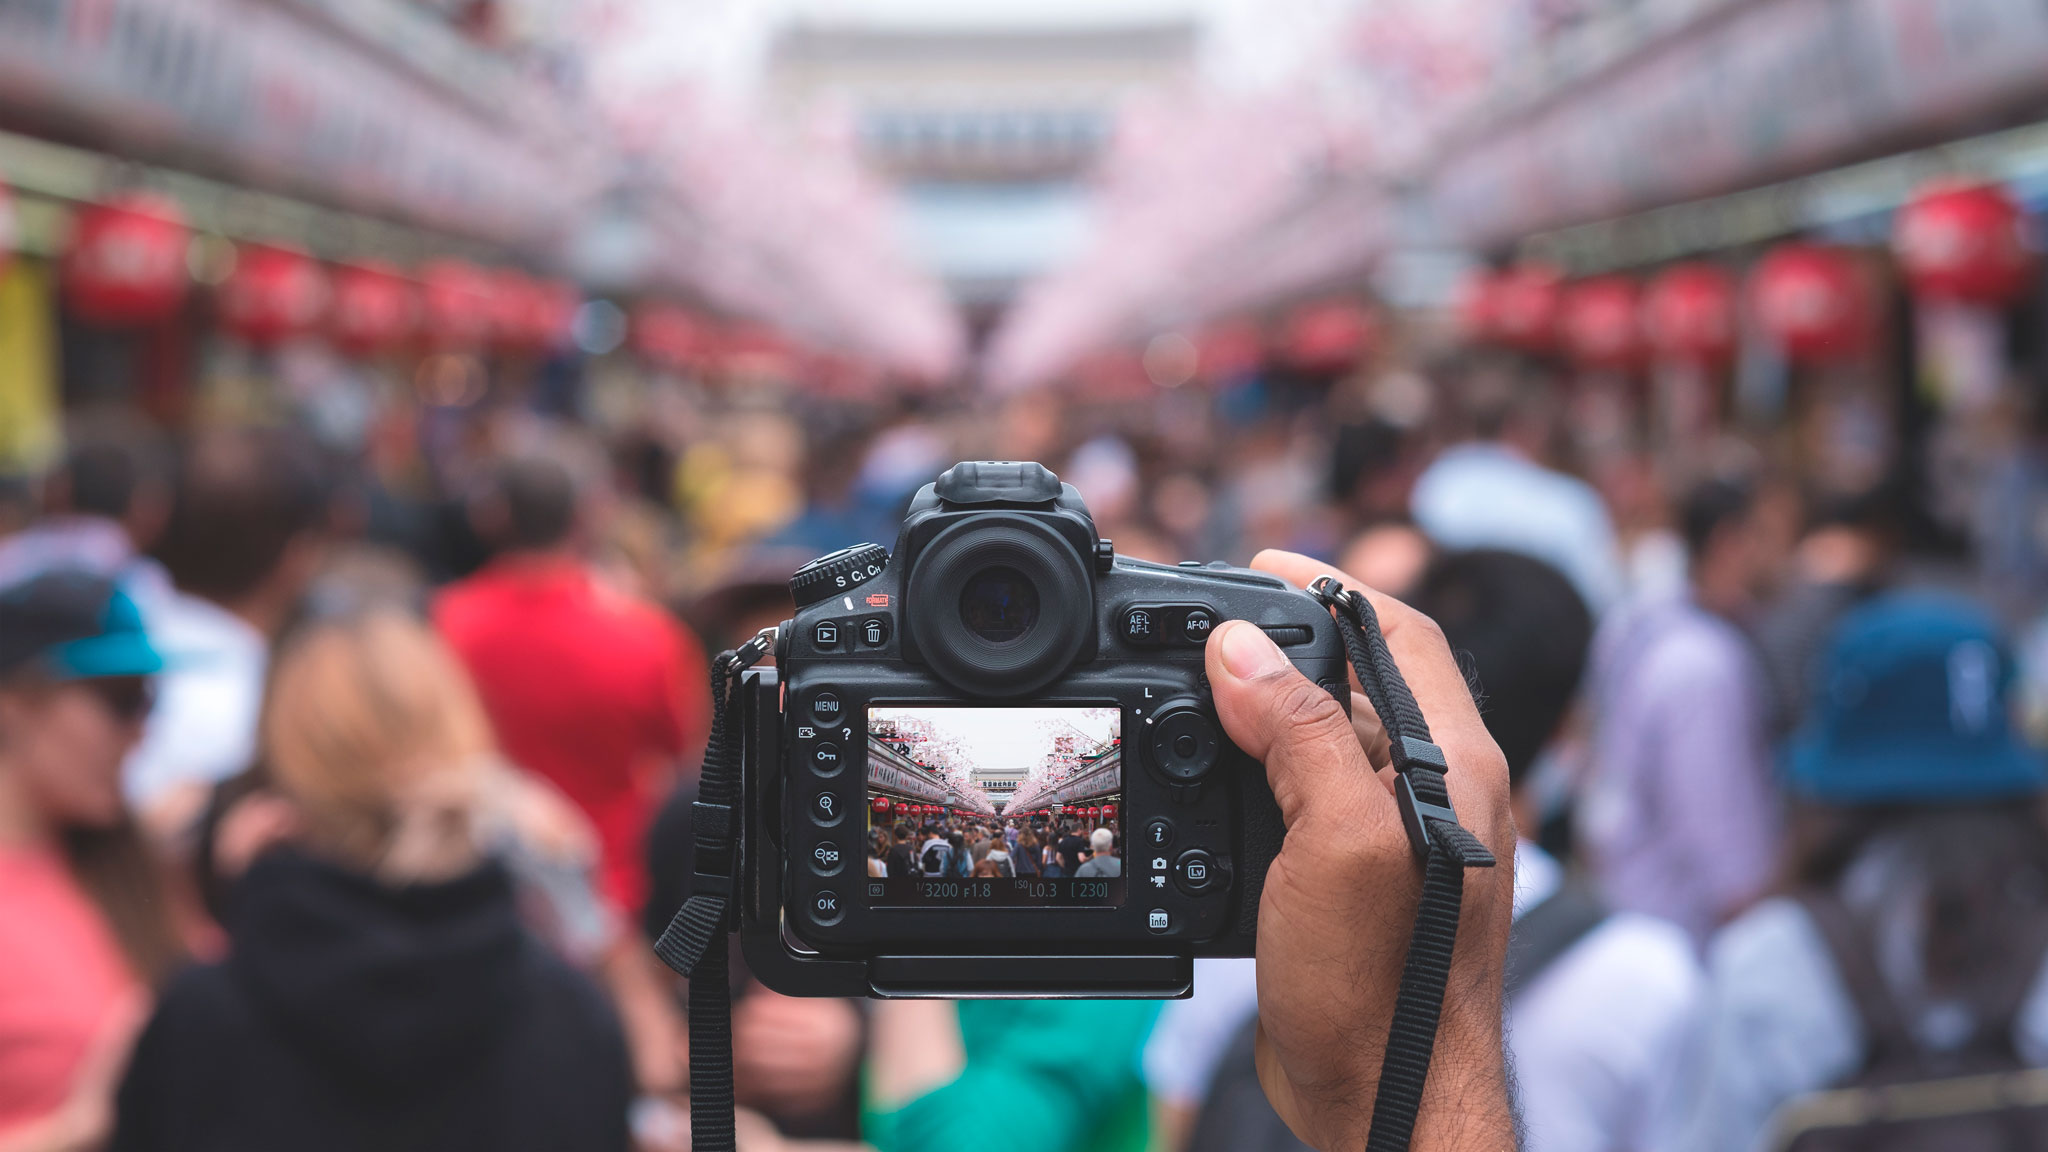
[113,849,630,1152]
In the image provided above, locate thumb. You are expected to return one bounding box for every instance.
[1207,620,1392,831]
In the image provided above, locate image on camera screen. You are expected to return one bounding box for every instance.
[864,705,1125,906]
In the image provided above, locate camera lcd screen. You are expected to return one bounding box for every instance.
[864,705,1125,907]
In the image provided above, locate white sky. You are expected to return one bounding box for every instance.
[591,0,1366,105]
[870,705,1120,776]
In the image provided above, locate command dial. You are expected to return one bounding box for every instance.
[789,544,890,609]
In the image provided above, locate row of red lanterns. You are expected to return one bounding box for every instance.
[50,191,576,356]
[1461,181,2035,367]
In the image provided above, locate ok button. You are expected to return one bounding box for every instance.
[811,791,846,827]
[810,889,844,926]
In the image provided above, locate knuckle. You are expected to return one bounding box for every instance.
[1269,673,1351,740]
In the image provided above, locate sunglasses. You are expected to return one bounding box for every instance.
[80,677,156,722]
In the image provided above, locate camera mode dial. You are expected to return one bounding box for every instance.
[789,543,890,609]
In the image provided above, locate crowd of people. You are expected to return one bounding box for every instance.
[865,815,1118,883]
[1,329,2045,1152]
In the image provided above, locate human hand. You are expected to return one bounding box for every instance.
[733,991,864,1116]
[1208,550,1516,1152]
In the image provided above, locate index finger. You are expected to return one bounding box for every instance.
[1249,549,1505,828]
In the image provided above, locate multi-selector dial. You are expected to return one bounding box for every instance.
[1146,698,1221,786]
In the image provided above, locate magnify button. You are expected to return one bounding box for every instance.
[812,791,845,827]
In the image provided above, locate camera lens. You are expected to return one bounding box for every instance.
[959,567,1039,643]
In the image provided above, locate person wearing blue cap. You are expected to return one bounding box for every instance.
[0,568,182,1151]
[1665,592,2048,1152]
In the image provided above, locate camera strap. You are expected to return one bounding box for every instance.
[653,629,773,1152]
[1308,575,1498,1152]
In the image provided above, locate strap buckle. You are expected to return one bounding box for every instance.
[1395,769,1459,861]
[689,800,739,905]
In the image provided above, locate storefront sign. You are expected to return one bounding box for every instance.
[1431,0,2048,246]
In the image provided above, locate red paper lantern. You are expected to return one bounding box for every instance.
[632,304,708,370]
[1747,244,1870,361]
[714,323,799,379]
[329,263,419,357]
[1641,263,1737,365]
[218,244,329,346]
[62,192,191,327]
[1101,803,1116,817]
[1454,272,1499,343]
[1894,181,2034,305]
[419,259,496,350]
[1560,277,1640,369]
[872,796,891,814]
[1490,265,1564,351]
[1195,320,1264,382]
[1279,300,1375,373]
[487,271,576,355]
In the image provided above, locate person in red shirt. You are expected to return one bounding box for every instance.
[434,454,711,1099]
[436,454,710,916]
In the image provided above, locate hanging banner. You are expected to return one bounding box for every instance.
[0,0,598,248]
[0,261,62,475]
[1430,0,2048,247]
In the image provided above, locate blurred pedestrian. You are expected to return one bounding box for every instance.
[435,453,707,1096]
[125,426,332,823]
[0,570,179,1152]
[1666,594,2048,1151]
[1582,476,1784,948]
[1335,518,1431,601]
[0,414,171,601]
[1056,820,1086,876]
[1075,828,1121,878]
[917,824,952,877]
[1012,826,1041,878]
[1409,365,1622,613]
[112,610,631,1152]
[1412,550,1701,1152]
[886,822,915,879]
[864,999,1160,1152]
[983,834,1012,878]
[1754,485,1898,735]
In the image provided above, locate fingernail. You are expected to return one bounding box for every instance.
[1217,621,1289,680]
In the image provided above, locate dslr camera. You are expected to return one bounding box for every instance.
[735,461,1349,997]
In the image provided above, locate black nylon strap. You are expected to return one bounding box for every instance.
[1309,577,1496,1152]
[653,632,771,1152]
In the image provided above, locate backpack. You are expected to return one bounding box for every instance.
[1184,882,1608,1152]
[1771,889,2048,1152]
[1503,882,1609,1002]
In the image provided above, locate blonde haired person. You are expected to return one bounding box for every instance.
[113,610,631,1152]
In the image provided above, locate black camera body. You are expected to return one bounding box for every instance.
[736,462,1349,998]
